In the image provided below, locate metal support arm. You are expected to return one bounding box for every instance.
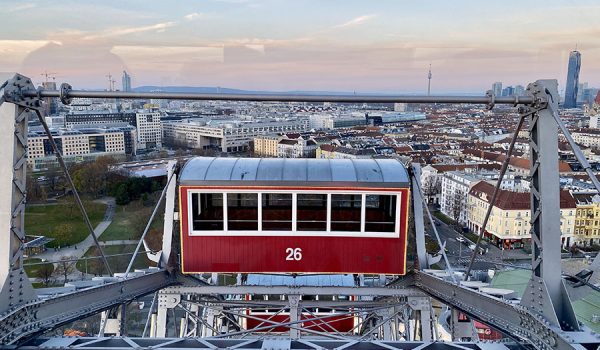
[0,270,176,345]
[415,271,595,350]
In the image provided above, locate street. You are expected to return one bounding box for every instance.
[428,215,531,271]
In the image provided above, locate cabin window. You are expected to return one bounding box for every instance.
[297,194,327,231]
[227,193,258,230]
[331,194,361,232]
[365,195,397,232]
[188,190,401,237]
[191,193,224,230]
[262,193,293,230]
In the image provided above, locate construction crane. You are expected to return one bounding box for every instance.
[105,73,116,91]
[40,71,57,84]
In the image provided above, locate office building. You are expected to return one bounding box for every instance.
[163,118,309,153]
[27,127,134,171]
[65,111,137,128]
[136,111,162,150]
[122,71,132,92]
[492,82,502,96]
[564,50,581,108]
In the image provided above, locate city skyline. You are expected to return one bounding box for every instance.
[1,1,600,92]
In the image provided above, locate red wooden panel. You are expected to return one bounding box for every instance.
[245,314,355,333]
[180,186,409,275]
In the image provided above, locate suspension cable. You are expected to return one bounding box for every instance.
[464,107,543,280]
[33,108,113,276]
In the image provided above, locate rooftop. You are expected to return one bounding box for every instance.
[179,156,409,186]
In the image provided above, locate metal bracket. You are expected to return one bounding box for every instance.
[485,90,495,110]
[1,74,41,109]
[60,83,72,105]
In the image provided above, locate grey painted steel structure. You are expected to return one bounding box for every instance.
[2,74,600,350]
[179,157,410,187]
[17,337,513,349]
[521,80,579,332]
[0,76,37,316]
[25,87,535,105]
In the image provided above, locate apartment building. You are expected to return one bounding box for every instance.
[253,135,281,157]
[467,181,576,249]
[572,192,600,247]
[278,137,318,158]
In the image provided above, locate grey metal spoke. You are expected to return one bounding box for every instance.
[550,109,600,193]
[412,179,457,283]
[464,107,542,280]
[33,108,112,276]
[124,170,175,277]
[142,292,158,338]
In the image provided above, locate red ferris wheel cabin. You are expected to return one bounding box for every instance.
[178,157,410,275]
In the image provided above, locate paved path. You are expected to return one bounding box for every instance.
[31,197,116,278]
[100,240,138,246]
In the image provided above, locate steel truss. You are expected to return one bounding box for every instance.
[18,337,513,350]
[2,74,600,350]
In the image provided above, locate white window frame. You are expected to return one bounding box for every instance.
[187,189,401,238]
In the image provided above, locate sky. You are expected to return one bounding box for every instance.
[1,0,599,93]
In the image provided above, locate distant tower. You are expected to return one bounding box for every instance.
[427,64,432,96]
[122,70,132,92]
[564,50,581,108]
[492,82,502,96]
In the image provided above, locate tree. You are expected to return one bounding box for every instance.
[52,223,75,247]
[422,176,441,205]
[36,263,54,287]
[54,256,76,284]
[115,184,130,205]
[449,190,466,228]
[26,173,47,202]
[71,156,117,197]
[45,164,64,194]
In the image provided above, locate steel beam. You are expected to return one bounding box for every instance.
[160,285,426,297]
[0,76,37,315]
[0,270,175,345]
[13,337,515,350]
[415,271,597,350]
[523,80,579,332]
[23,87,534,104]
[411,164,428,270]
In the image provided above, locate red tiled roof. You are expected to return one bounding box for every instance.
[431,163,501,173]
[469,181,576,210]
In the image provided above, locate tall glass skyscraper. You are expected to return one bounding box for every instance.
[563,50,581,108]
[122,70,132,92]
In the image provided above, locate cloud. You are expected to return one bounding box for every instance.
[8,3,36,12]
[333,14,376,29]
[83,22,176,40]
[184,12,203,21]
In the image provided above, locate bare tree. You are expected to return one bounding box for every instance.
[54,256,76,284]
[449,190,466,228]
[422,176,441,205]
[36,263,55,287]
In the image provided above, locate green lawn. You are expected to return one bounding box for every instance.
[76,244,154,275]
[23,258,54,277]
[100,196,164,241]
[25,199,106,247]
